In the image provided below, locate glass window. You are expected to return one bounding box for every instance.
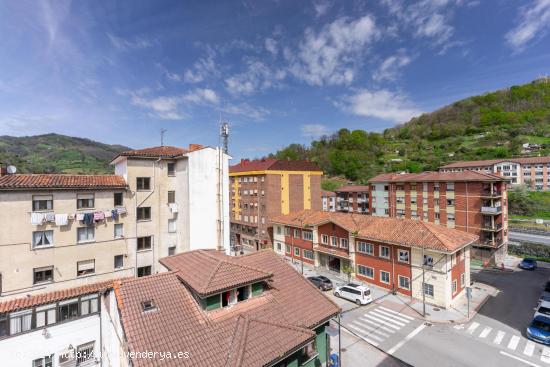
[452,280,457,294]
[32,355,53,367]
[380,246,390,259]
[77,227,95,243]
[423,255,434,267]
[331,237,338,247]
[113,223,123,238]
[33,266,53,284]
[423,283,434,297]
[35,305,56,328]
[398,250,409,263]
[32,195,53,211]
[80,294,99,316]
[137,207,151,220]
[32,230,54,249]
[0,314,7,338]
[252,282,263,296]
[137,177,151,190]
[77,260,95,277]
[294,247,300,256]
[168,246,176,256]
[293,229,300,238]
[340,238,349,249]
[114,255,124,269]
[357,242,374,255]
[399,276,410,290]
[380,271,390,284]
[168,191,176,204]
[461,273,465,287]
[76,342,95,365]
[77,194,94,209]
[357,265,374,278]
[114,192,123,206]
[168,219,177,233]
[167,162,175,176]
[9,310,32,335]
[285,244,291,253]
[137,236,152,251]
[321,234,329,245]
[137,266,152,277]
[303,250,314,260]
[59,298,79,321]
[302,231,313,241]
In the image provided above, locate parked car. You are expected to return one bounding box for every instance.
[307,276,333,291]
[519,258,538,270]
[535,300,550,318]
[333,283,372,305]
[540,281,550,301]
[527,315,550,345]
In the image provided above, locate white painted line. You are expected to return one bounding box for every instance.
[500,351,542,367]
[494,331,505,345]
[524,341,535,357]
[373,309,411,324]
[352,320,391,338]
[387,323,427,355]
[379,306,415,321]
[363,314,401,330]
[348,324,384,342]
[479,326,492,338]
[369,310,407,327]
[343,326,379,346]
[541,347,550,364]
[358,317,396,333]
[467,322,480,334]
[508,335,521,350]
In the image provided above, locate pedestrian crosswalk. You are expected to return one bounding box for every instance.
[346,306,415,347]
[458,320,550,364]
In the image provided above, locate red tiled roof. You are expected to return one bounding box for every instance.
[0,174,128,190]
[116,251,340,367]
[160,250,272,296]
[0,279,115,313]
[440,156,550,169]
[335,185,370,193]
[369,171,506,183]
[230,159,322,173]
[322,190,336,197]
[117,145,187,158]
[270,210,478,253]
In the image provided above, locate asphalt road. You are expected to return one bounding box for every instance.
[510,231,550,245]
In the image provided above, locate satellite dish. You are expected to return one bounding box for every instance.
[7,165,17,174]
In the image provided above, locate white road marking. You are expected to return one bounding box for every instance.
[379,306,415,321]
[479,326,492,338]
[348,324,384,341]
[358,317,396,333]
[343,326,379,346]
[499,351,542,367]
[374,308,412,323]
[387,323,427,355]
[369,310,407,327]
[363,314,401,330]
[494,331,506,345]
[467,322,480,334]
[351,320,391,338]
[508,335,521,350]
[541,347,550,364]
[524,341,535,357]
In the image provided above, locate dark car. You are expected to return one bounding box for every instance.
[519,258,537,270]
[307,276,333,291]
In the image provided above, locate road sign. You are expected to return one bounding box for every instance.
[466,287,472,300]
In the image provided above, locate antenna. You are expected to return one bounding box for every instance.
[160,128,167,146]
[220,121,229,154]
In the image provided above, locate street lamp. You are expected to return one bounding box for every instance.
[420,229,427,318]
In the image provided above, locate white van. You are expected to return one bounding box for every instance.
[333,283,372,305]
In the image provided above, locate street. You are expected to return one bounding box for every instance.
[509,231,550,246]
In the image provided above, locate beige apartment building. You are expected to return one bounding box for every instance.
[0,145,230,301]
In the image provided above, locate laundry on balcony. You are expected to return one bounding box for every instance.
[45,212,56,222]
[30,212,45,225]
[116,207,127,215]
[54,214,69,226]
[169,203,178,213]
[93,211,105,222]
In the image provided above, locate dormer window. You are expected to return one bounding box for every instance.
[142,299,157,312]
[200,282,265,311]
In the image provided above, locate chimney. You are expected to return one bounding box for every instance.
[188,144,204,152]
[0,166,5,176]
[240,158,250,166]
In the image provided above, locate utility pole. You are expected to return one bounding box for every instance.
[420,229,426,318]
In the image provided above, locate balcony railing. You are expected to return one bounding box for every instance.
[481,206,502,214]
[481,190,502,197]
[482,222,503,231]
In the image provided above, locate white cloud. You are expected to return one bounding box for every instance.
[182,88,219,104]
[313,0,333,17]
[131,95,185,120]
[183,54,217,83]
[372,49,412,81]
[223,102,269,121]
[340,89,422,123]
[505,0,550,50]
[288,15,379,86]
[107,33,153,51]
[301,124,330,138]
[225,61,286,95]
[265,38,278,55]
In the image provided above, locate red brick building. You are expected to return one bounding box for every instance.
[333,185,370,214]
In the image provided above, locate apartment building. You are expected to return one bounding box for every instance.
[334,185,370,214]
[271,210,477,309]
[440,156,550,190]
[0,144,230,301]
[369,171,509,264]
[229,158,322,251]
[321,190,336,211]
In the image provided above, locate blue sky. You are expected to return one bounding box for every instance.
[0,0,549,160]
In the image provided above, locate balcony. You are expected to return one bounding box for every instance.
[481,222,503,232]
[481,206,502,215]
[481,190,502,198]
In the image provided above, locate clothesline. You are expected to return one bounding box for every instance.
[30,207,127,226]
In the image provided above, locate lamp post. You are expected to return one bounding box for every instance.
[420,229,427,318]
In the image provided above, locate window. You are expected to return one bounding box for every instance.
[321,234,329,245]
[434,184,439,192]
[168,219,177,233]
[137,236,152,251]
[168,246,176,256]
[114,192,123,206]
[447,183,454,191]
[411,184,417,191]
[356,241,373,255]
[35,304,56,328]
[435,212,440,220]
[330,236,338,247]
[411,197,417,204]
[302,231,313,241]
[114,255,124,269]
[396,197,405,204]
[252,282,264,296]
[380,271,390,284]
[398,276,410,290]
[137,177,151,190]
[77,194,94,209]
[0,313,6,338]
[80,294,99,315]
[77,227,95,243]
[461,273,465,287]
[380,246,390,259]
[446,199,455,206]
[447,213,455,222]
[357,265,374,279]
[167,162,175,176]
[32,355,53,367]
[76,342,95,366]
[77,260,95,276]
[137,207,151,220]
[423,255,434,267]
[452,280,457,294]
[32,195,53,211]
[276,242,282,251]
[32,230,53,249]
[423,283,434,297]
[303,250,314,260]
[285,244,291,253]
[167,190,176,204]
[340,238,349,249]
[293,229,300,238]
[114,223,124,239]
[33,266,53,284]
[59,298,79,321]
[137,266,152,277]
[285,227,291,236]
[434,198,440,206]
[294,247,300,257]
[277,226,282,235]
[9,309,32,334]
[398,250,409,263]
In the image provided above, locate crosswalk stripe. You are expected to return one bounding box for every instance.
[369,310,407,327]
[494,331,505,345]
[507,335,520,350]
[348,324,383,343]
[479,326,492,338]
[363,314,401,330]
[342,327,379,347]
[373,309,411,324]
[524,341,535,357]
[352,320,391,338]
[467,322,480,334]
[379,306,415,321]
[358,317,396,333]
[541,347,550,364]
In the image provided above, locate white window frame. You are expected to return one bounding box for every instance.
[168,219,177,233]
[380,270,390,284]
[114,223,124,239]
[32,230,54,249]
[302,231,313,241]
[357,241,374,255]
[331,236,338,247]
[452,279,458,294]
[340,238,349,249]
[398,275,410,290]
[303,249,314,260]
[380,246,390,259]
[294,247,300,257]
[321,234,329,245]
[357,265,374,279]
[77,227,95,243]
[460,273,465,288]
[398,250,409,263]
[423,283,434,298]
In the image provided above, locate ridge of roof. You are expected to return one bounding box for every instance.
[0,174,128,190]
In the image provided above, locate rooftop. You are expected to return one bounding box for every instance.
[230,158,322,174]
[440,156,550,169]
[110,144,208,163]
[270,210,478,253]
[335,185,370,193]
[369,170,506,183]
[0,174,128,191]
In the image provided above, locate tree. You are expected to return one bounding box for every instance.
[341,265,354,283]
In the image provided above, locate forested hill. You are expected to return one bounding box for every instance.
[271,78,550,183]
[0,134,130,174]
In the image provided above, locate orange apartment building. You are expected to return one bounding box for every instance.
[229,158,323,251]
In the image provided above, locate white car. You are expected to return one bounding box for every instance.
[535,300,550,318]
[333,283,372,305]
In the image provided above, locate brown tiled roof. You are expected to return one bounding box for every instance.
[116,251,340,367]
[509,156,550,164]
[0,174,128,190]
[369,171,506,183]
[335,185,370,193]
[160,250,272,296]
[230,159,322,173]
[0,279,115,313]
[440,156,550,169]
[117,145,187,158]
[322,190,336,197]
[270,210,478,253]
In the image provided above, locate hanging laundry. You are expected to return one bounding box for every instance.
[116,207,127,215]
[77,213,85,221]
[30,212,45,225]
[45,212,55,222]
[54,214,69,226]
[169,203,178,213]
[93,211,105,222]
[68,213,76,220]
[83,212,94,226]
[111,209,119,220]
[104,211,113,218]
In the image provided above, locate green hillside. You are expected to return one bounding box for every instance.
[272,79,550,183]
[0,134,130,174]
